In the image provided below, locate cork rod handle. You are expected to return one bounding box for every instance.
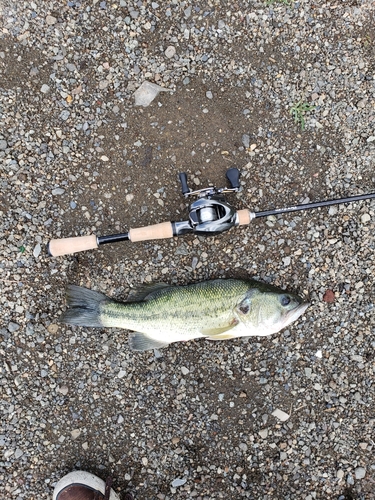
[47,234,98,257]
[128,222,174,242]
[236,209,253,226]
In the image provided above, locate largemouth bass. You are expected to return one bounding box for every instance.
[59,279,309,351]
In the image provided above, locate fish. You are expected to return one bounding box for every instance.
[59,279,309,351]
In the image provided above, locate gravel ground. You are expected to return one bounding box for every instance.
[1,0,375,499]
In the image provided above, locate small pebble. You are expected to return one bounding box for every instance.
[328,206,338,216]
[337,469,344,479]
[8,322,20,333]
[323,289,335,303]
[46,15,57,25]
[171,478,186,488]
[242,134,250,148]
[71,429,81,440]
[58,385,69,395]
[361,213,370,224]
[59,110,70,121]
[33,243,41,258]
[272,409,290,422]
[165,46,176,58]
[40,84,50,94]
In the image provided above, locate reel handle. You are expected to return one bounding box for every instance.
[226,168,240,190]
[179,172,190,196]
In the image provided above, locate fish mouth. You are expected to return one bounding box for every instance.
[283,302,310,327]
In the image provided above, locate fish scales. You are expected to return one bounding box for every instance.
[99,279,248,335]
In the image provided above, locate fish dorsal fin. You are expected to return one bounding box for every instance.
[127,282,171,302]
[200,318,239,336]
[128,332,170,351]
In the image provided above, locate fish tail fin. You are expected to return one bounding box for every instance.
[59,285,108,327]
[128,332,170,351]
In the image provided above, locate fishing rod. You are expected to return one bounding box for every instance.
[47,168,375,257]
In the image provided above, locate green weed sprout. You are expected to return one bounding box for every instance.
[290,100,316,131]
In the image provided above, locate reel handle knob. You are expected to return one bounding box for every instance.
[226,168,240,189]
[179,172,190,196]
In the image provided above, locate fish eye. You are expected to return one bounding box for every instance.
[281,295,291,306]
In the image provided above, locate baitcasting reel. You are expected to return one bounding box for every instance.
[173,168,241,237]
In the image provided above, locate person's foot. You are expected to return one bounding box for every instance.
[53,471,132,500]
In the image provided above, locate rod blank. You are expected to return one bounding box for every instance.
[254,192,375,219]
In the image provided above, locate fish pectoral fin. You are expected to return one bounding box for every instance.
[206,332,240,341]
[127,283,171,302]
[128,332,170,351]
[200,319,239,337]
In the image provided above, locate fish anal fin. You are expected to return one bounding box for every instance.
[206,332,239,341]
[128,332,170,351]
[200,318,238,337]
[127,282,170,302]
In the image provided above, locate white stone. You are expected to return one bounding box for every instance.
[259,429,268,439]
[33,243,41,258]
[337,469,344,479]
[134,81,172,107]
[328,206,338,216]
[171,478,186,488]
[272,409,290,421]
[46,15,57,25]
[361,213,371,224]
[41,84,50,93]
[355,467,366,479]
[165,46,176,58]
[58,385,69,395]
[71,429,81,439]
